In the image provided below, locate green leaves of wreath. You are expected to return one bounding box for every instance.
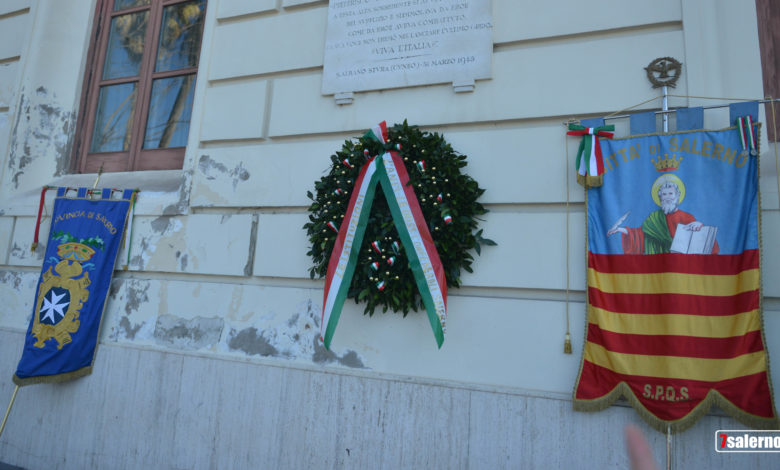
[305,121,495,316]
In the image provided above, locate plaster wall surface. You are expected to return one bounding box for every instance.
[0,0,778,467]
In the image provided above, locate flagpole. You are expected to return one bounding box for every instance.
[93,163,104,190]
[662,85,669,132]
[0,385,19,439]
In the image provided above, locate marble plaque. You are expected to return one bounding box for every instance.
[322,0,492,94]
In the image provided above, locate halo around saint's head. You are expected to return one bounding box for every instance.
[651,173,686,206]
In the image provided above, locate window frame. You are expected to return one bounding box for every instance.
[72,0,206,173]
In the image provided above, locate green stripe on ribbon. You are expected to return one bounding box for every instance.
[375,155,445,348]
[322,163,380,349]
[322,153,446,349]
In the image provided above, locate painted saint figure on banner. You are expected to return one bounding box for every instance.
[607,173,719,254]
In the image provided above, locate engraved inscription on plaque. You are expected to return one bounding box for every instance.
[322,0,492,94]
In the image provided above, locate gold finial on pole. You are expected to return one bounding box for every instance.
[92,163,104,190]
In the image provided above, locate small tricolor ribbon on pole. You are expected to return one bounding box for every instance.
[567,123,615,187]
[321,121,447,350]
[31,186,54,251]
[736,115,758,156]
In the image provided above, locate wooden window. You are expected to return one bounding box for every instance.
[756,0,779,141]
[73,0,207,173]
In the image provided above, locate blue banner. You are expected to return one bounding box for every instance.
[13,187,135,385]
[589,128,759,256]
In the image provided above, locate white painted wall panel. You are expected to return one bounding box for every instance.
[102,278,359,369]
[0,171,192,218]
[0,0,94,199]
[101,277,163,345]
[446,123,585,204]
[7,215,50,267]
[0,269,37,329]
[0,217,13,263]
[329,294,586,393]
[190,138,346,207]
[100,276,588,395]
[765,307,780,413]
[200,80,268,141]
[762,210,779,297]
[283,0,325,7]
[254,212,311,278]
[493,0,681,44]
[190,124,583,208]
[0,13,30,60]
[760,141,779,211]
[250,210,588,290]
[0,112,7,184]
[682,0,764,104]
[123,213,254,276]
[0,61,20,108]
[460,211,586,290]
[0,0,29,16]
[216,0,276,19]
[209,7,327,80]
[190,123,585,208]
[269,28,686,136]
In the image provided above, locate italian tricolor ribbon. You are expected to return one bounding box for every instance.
[567,123,615,187]
[321,122,447,350]
[736,115,757,156]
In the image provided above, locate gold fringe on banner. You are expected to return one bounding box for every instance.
[573,382,779,434]
[12,365,93,387]
[577,174,603,188]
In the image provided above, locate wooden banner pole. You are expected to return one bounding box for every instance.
[93,163,104,190]
[666,424,672,470]
[0,385,19,439]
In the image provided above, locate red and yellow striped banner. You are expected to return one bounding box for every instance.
[573,124,777,432]
[575,249,775,429]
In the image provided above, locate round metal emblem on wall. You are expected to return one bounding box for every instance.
[645,57,683,88]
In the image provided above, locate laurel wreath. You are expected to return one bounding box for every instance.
[305,121,495,316]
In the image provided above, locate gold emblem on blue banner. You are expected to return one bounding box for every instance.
[31,242,93,349]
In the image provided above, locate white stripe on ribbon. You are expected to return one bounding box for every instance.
[370,123,387,144]
[747,115,756,150]
[577,135,588,177]
[737,117,748,150]
[588,130,598,177]
[321,159,378,340]
[380,154,447,329]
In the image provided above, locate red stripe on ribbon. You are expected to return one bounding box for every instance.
[586,323,765,358]
[567,128,615,139]
[321,157,376,333]
[388,152,447,310]
[594,136,604,175]
[567,125,615,179]
[588,288,760,316]
[588,250,759,275]
[32,186,52,250]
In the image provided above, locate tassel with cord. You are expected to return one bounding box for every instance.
[564,332,572,354]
